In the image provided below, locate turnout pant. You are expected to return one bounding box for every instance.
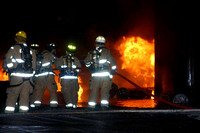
[61,79,79,105]
[31,75,58,105]
[89,76,112,105]
[6,78,33,110]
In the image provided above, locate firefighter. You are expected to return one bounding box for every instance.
[55,42,81,108]
[31,43,58,107]
[29,44,42,108]
[84,36,116,108]
[30,44,40,54]
[3,31,36,113]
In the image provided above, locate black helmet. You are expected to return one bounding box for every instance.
[31,44,40,53]
[46,43,57,52]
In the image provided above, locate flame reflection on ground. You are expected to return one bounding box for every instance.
[77,99,157,108]
[110,99,157,108]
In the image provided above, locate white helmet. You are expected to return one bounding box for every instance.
[95,36,106,44]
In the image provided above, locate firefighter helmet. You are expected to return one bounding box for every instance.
[31,44,39,48]
[31,44,40,53]
[66,42,77,53]
[46,43,57,52]
[95,36,106,44]
[15,31,27,39]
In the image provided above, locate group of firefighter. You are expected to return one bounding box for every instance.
[2,31,116,113]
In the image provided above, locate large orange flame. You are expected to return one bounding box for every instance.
[115,36,155,88]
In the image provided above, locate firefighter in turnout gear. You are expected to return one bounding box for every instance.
[31,43,58,107]
[30,44,43,76]
[3,31,36,113]
[29,44,42,108]
[84,36,116,108]
[55,42,81,108]
[30,44,40,54]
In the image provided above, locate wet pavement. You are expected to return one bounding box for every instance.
[1,105,200,133]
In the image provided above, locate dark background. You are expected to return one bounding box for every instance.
[155,1,200,105]
[0,0,154,59]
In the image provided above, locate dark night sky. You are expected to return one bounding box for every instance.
[0,1,198,60]
[0,0,154,59]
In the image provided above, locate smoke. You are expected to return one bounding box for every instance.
[119,0,154,41]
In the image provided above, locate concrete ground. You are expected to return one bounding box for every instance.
[0,105,200,133]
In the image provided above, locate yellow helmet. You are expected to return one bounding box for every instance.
[31,44,39,48]
[15,31,27,39]
[66,42,77,53]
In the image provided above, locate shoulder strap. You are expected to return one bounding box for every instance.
[15,43,24,49]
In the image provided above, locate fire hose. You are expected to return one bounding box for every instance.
[54,67,196,109]
[111,70,196,109]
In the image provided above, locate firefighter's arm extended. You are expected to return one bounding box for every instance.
[109,55,117,72]
[107,50,117,73]
[100,48,116,72]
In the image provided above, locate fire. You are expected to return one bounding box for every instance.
[117,36,155,88]
[54,69,83,102]
[151,90,155,99]
[54,69,62,92]
[0,60,9,81]
[0,69,9,81]
[78,77,83,102]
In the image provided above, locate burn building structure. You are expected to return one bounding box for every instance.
[155,1,200,107]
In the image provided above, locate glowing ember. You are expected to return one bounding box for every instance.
[117,36,155,88]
